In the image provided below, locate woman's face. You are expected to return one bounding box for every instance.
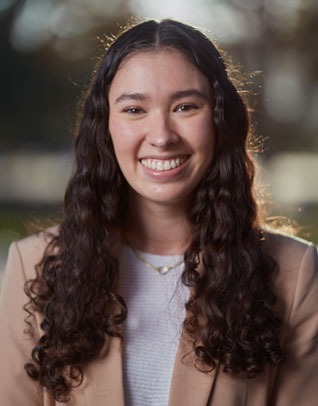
[108,49,215,207]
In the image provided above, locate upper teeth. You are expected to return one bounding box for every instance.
[140,157,187,171]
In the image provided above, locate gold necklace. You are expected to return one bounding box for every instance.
[130,246,184,275]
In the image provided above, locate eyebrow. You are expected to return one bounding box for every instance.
[114,88,209,104]
[170,89,209,101]
[114,92,148,104]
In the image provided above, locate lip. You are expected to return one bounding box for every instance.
[139,154,191,180]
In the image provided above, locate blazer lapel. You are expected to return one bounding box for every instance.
[82,324,219,406]
[169,332,220,406]
[83,338,125,406]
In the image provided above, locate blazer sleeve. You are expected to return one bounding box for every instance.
[0,242,43,405]
[271,243,318,406]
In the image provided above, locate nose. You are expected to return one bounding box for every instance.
[145,112,180,148]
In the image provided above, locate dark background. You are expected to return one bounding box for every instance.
[1,0,317,276]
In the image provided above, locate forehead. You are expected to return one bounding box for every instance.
[109,49,210,96]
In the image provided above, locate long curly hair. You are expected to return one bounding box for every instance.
[24,19,284,401]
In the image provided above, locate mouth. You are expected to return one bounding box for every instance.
[139,155,190,172]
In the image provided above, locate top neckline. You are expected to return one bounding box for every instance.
[123,243,184,260]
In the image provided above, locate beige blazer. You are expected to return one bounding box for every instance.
[0,230,317,405]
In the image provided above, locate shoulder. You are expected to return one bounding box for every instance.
[7,225,59,280]
[15,225,59,252]
[262,229,317,273]
[262,230,317,319]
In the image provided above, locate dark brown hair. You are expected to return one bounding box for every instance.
[24,19,284,401]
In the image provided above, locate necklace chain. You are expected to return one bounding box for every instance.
[130,246,184,275]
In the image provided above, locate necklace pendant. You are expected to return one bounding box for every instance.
[129,245,184,275]
[159,266,170,274]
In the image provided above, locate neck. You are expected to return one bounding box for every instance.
[124,193,193,255]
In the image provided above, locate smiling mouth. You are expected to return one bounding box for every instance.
[140,156,189,172]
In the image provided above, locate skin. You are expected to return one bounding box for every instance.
[108,49,215,253]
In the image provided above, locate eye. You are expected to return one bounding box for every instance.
[122,106,145,114]
[174,103,199,112]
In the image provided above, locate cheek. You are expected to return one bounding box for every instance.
[109,117,136,154]
[189,115,215,150]
[196,126,215,167]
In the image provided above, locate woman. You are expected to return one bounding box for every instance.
[0,19,317,406]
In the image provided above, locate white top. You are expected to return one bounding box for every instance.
[119,245,190,406]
